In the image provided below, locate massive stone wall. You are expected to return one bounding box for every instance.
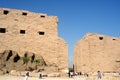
[74,33,120,74]
[0,8,68,74]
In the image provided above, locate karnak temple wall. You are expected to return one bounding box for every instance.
[74,33,120,74]
[0,8,68,75]
[1,8,120,77]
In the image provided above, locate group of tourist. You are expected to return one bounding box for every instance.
[24,70,102,80]
[68,72,88,78]
[68,71,102,80]
[24,70,42,80]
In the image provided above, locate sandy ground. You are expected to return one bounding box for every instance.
[0,75,120,80]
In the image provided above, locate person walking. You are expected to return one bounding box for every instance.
[97,71,102,80]
[68,71,70,78]
[38,70,42,79]
[24,72,29,80]
[70,71,73,78]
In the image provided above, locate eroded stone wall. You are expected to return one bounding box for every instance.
[0,8,68,74]
[74,33,120,74]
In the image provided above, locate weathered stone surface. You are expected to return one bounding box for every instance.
[0,8,68,75]
[74,33,120,74]
[0,50,46,71]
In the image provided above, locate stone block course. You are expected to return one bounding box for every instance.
[74,33,120,74]
[0,8,68,75]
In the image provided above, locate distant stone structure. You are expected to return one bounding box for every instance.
[0,8,68,76]
[74,33,120,74]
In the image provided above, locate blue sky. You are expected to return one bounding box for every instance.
[0,0,120,67]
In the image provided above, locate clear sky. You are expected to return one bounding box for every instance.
[0,0,120,67]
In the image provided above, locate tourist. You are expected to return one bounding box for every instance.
[70,71,73,78]
[97,71,102,80]
[68,71,70,78]
[38,70,42,79]
[24,71,29,80]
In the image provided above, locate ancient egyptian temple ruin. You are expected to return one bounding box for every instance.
[74,33,120,74]
[0,8,68,76]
